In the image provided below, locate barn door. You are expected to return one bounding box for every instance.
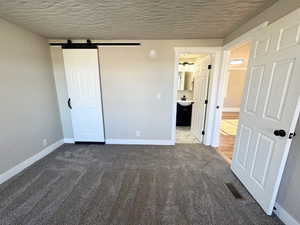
[63,49,105,142]
[231,9,300,215]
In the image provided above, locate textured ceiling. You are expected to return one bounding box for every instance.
[0,0,278,39]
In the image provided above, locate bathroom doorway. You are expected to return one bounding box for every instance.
[217,42,251,163]
[176,53,211,144]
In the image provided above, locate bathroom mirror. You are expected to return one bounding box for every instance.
[178,72,194,91]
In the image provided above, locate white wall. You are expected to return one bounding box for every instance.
[0,19,63,175]
[50,39,223,141]
[223,70,246,109]
[276,117,300,224]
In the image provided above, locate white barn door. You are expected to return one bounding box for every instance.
[231,9,300,215]
[191,56,211,142]
[63,49,105,142]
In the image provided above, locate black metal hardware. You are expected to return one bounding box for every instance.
[289,132,296,139]
[216,105,220,109]
[274,129,286,137]
[75,141,105,145]
[50,41,141,49]
[67,98,72,109]
[179,62,194,65]
[202,65,211,139]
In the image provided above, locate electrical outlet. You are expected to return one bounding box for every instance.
[42,139,48,147]
[136,130,141,137]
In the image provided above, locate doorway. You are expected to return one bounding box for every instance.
[172,47,223,145]
[176,53,211,144]
[217,42,251,163]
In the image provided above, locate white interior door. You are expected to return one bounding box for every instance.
[191,56,211,142]
[63,49,105,142]
[231,9,300,215]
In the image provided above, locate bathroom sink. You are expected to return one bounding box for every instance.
[177,100,194,106]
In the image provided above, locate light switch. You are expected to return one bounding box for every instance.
[157,93,161,99]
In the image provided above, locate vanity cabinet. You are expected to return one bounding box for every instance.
[176,103,192,126]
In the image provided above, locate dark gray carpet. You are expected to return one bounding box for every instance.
[0,144,283,225]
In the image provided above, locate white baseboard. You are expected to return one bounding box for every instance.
[105,139,174,145]
[223,107,240,112]
[274,203,300,225]
[0,139,64,185]
[64,138,75,144]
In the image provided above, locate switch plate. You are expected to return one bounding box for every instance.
[156,93,161,99]
[136,130,141,137]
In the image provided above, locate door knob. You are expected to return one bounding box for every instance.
[274,129,286,137]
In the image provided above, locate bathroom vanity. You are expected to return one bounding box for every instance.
[176,101,194,126]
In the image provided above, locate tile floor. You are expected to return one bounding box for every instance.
[176,126,200,143]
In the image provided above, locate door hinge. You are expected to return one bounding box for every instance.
[208,65,212,70]
[205,100,208,104]
[289,132,296,139]
[202,130,205,135]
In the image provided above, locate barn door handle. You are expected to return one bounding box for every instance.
[67,98,72,109]
[273,129,286,137]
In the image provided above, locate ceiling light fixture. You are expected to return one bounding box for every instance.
[230,59,244,65]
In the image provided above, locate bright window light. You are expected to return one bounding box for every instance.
[230,59,244,65]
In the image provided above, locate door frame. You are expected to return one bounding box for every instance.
[211,22,269,147]
[172,47,222,145]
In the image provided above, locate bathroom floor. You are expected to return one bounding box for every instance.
[176,126,200,144]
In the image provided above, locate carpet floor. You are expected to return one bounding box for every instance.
[0,144,283,225]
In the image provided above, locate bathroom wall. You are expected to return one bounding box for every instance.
[177,90,193,100]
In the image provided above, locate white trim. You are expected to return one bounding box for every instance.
[64,138,75,144]
[223,107,240,112]
[172,47,222,146]
[0,139,64,185]
[274,203,300,225]
[211,22,269,148]
[105,139,174,145]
